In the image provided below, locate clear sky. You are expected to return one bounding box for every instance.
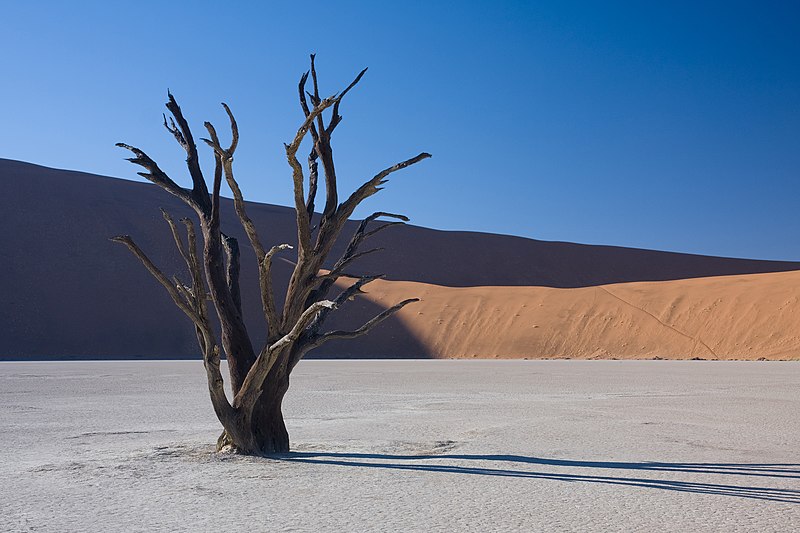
[2,1,798,260]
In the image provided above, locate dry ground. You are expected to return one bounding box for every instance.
[2,360,798,532]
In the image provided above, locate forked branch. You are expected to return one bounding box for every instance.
[112,227,234,426]
[296,297,420,368]
[262,243,293,341]
[338,153,431,222]
[180,216,205,308]
[161,208,191,269]
[335,212,408,271]
[327,66,368,135]
[222,235,242,314]
[305,274,382,336]
[317,298,418,344]
[308,212,409,304]
[285,95,339,252]
[203,109,266,258]
[165,92,212,214]
[300,56,368,221]
[110,235,201,324]
[115,143,195,207]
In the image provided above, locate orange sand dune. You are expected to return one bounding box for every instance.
[348,271,800,360]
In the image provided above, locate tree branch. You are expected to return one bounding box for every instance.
[269,300,336,356]
[112,224,235,426]
[165,91,212,214]
[210,151,223,229]
[202,343,236,428]
[309,54,324,133]
[286,95,339,155]
[261,243,293,341]
[203,113,266,259]
[306,148,320,219]
[180,217,205,309]
[220,103,239,153]
[310,212,407,304]
[115,143,195,207]
[110,235,201,325]
[315,62,368,217]
[308,55,337,217]
[204,112,284,343]
[305,274,383,337]
[305,155,428,297]
[327,67,368,136]
[160,208,191,270]
[336,212,407,270]
[338,153,431,222]
[315,298,418,345]
[364,220,405,239]
[222,234,242,314]
[285,95,339,254]
[298,69,321,218]
[296,297,419,368]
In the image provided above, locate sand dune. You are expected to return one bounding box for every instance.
[339,271,800,360]
[3,157,800,359]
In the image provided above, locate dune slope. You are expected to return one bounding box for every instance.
[3,158,800,359]
[343,271,800,360]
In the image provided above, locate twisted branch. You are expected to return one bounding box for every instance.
[165,91,212,214]
[112,226,235,427]
[338,153,431,222]
[285,95,339,254]
[309,212,408,304]
[295,297,419,369]
[298,70,321,218]
[202,109,265,258]
[115,143,195,207]
[160,209,191,269]
[222,235,242,314]
[327,67,368,135]
[262,243,293,341]
[110,235,199,323]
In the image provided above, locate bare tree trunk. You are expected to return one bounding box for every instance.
[113,56,429,455]
[216,359,290,454]
[251,372,291,454]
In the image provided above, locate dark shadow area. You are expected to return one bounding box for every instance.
[355,224,800,288]
[281,452,800,504]
[2,159,429,359]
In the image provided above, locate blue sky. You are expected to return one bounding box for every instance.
[2,1,798,259]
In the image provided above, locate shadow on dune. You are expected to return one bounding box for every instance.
[2,159,430,359]
[282,452,800,503]
[355,225,800,288]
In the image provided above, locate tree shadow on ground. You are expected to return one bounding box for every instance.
[281,452,800,504]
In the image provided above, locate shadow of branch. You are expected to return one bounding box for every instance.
[280,453,800,504]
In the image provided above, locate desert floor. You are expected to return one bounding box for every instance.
[2,360,798,532]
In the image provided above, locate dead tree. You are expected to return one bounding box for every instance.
[112,56,430,455]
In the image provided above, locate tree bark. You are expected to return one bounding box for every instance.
[251,377,291,454]
[202,221,256,394]
[218,363,290,454]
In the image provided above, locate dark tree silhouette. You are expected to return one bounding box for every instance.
[112,56,430,454]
